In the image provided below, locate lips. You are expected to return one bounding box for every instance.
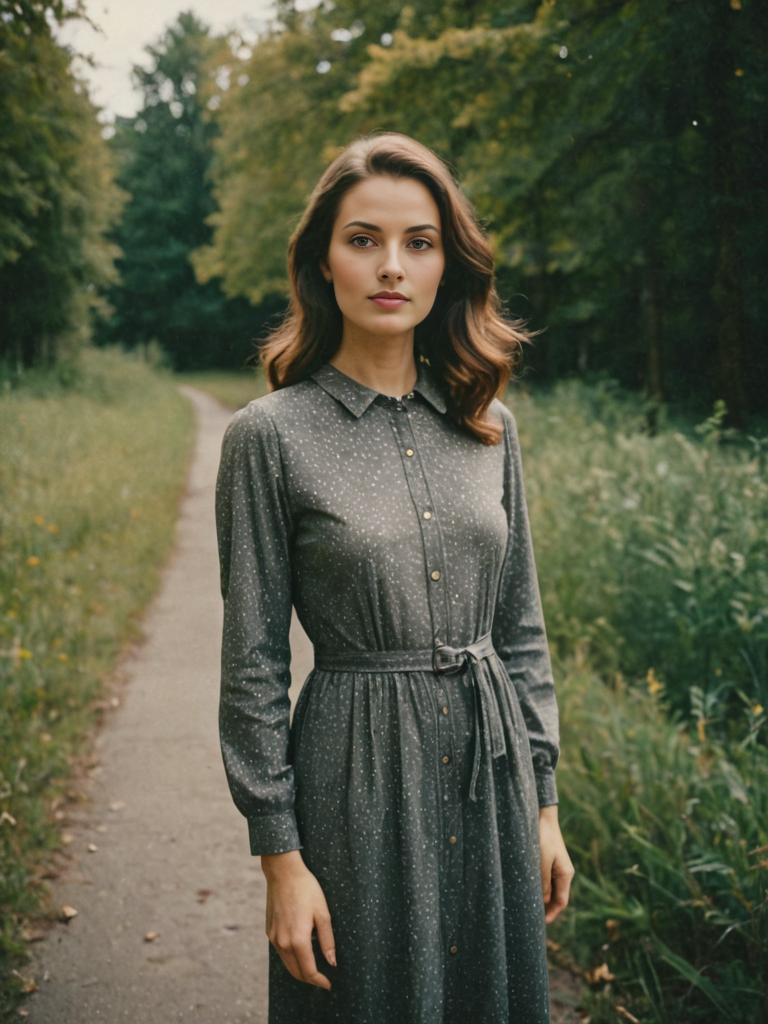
[370,296,408,309]
[370,291,408,300]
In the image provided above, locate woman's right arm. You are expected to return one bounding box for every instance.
[215,403,336,988]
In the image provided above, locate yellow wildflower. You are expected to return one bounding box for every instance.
[26,555,40,566]
[752,703,764,716]
[646,667,664,696]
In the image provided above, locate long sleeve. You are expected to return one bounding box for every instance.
[491,407,560,807]
[215,401,302,856]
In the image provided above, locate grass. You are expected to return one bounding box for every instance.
[0,345,195,1016]
[175,367,266,411]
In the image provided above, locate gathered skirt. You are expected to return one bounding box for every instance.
[268,653,550,1024]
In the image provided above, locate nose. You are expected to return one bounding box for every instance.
[377,242,405,281]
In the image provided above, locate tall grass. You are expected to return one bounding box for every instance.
[504,377,767,1022]
[0,346,194,1010]
[552,654,767,1022]
[513,379,768,738]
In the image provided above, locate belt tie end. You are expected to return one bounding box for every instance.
[433,632,507,802]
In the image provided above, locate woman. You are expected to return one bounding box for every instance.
[215,131,574,1023]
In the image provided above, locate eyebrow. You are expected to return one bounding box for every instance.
[342,220,440,234]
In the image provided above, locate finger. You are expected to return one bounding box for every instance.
[295,936,331,990]
[315,911,337,967]
[265,888,273,933]
[544,868,572,922]
[276,946,305,985]
[540,858,552,905]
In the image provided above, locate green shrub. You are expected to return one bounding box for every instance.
[511,378,768,735]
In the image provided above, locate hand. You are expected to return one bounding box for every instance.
[261,851,337,990]
[538,805,575,924]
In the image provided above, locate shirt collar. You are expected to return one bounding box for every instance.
[309,355,448,418]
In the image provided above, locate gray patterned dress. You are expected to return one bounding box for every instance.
[215,354,560,1024]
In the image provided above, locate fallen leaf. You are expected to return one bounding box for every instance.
[59,905,78,922]
[143,930,160,942]
[109,801,126,812]
[586,961,615,984]
[10,969,37,994]
[21,927,46,943]
[61,832,75,845]
[196,888,213,903]
[87,843,98,853]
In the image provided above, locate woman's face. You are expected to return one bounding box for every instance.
[320,174,446,344]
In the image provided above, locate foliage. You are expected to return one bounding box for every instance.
[553,654,767,1023]
[0,1,125,369]
[196,0,767,422]
[509,377,768,737]
[97,12,263,371]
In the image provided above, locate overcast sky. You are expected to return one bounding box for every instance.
[57,1,282,120]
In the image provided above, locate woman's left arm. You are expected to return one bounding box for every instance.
[490,405,574,923]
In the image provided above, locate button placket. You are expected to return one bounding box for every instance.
[385,406,451,644]
[385,401,463,963]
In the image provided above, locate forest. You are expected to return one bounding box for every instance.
[1,0,766,424]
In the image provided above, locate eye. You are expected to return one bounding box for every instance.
[349,235,374,248]
[409,238,433,250]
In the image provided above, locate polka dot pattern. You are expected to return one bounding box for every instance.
[215,355,560,1022]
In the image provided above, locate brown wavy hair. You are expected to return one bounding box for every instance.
[257,131,538,445]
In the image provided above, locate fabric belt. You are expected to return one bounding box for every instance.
[314,630,507,803]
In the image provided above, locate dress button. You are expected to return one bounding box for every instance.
[448,834,458,845]
[422,510,432,519]
[431,569,441,581]
[449,944,459,955]
[441,705,449,715]
[441,754,450,764]
[406,391,414,399]
[405,447,415,457]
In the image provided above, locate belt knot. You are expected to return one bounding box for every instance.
[431,630,506,802]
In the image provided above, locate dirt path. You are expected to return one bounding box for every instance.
[25,384,582,1023]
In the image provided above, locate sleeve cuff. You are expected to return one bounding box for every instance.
[247,811,303,856]
[534,769,558,807]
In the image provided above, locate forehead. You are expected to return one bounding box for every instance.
[334,174,441,230]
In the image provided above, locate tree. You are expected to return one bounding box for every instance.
[99,11,258,371]
[0,1,124,369]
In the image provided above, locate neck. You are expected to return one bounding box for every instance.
[329,335,418,398]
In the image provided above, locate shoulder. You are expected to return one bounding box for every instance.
[488,397,519,439]
[222,379,316,446]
